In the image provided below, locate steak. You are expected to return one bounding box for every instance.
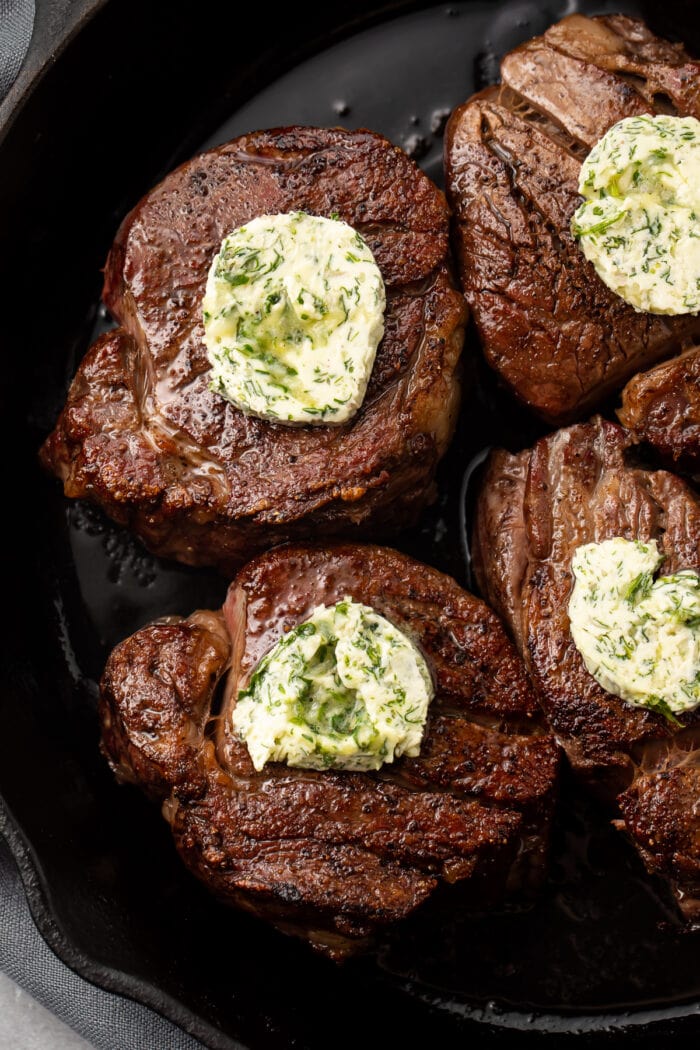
[445,14,700,424]
[619,345,700,472]
[41,127,466,573]
[473,418,700,921]
[100,544,559,958]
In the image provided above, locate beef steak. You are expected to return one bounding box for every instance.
[41,127,466,572]
[619,344,700,472]
[473,417,700,921]
[100,544,559,958]
[445,14,700,424]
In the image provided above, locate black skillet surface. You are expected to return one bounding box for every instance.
[1,0,699,1046]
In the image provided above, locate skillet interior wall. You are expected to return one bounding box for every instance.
[1,1,699,1048]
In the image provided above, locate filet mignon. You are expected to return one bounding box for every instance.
[619,345,700,472]
[41,127,466,572]
[473,418,700,921]
[445,14,700,424]
[99,544,559,958]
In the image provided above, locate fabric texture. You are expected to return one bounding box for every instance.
[0,836,204,1049]
[0,0,34,100]
[0,970,92,1049]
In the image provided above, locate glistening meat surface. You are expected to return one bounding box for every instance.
[618,344,700,472]
[100,544,559,958]
[473,418,700,922]
[445,14,700,424]
[41,127,466,572]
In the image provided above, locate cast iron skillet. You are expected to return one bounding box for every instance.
[1,1,699,1046]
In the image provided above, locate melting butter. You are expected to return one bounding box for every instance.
[232,598,433,772]
[569,537,700,721]
[572,115,700,315]
[203,212,385,424]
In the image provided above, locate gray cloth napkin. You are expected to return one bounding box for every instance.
[0,0,34,100]
[0,836,205,1049]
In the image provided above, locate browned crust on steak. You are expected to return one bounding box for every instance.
[445,14,700,424]
[100,544,559,957]
[618,754,700,922]
[619,344,700,471]
[473,417,700,921]
[42,127,466,572]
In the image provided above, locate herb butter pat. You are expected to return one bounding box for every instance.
[569,537,700,721]
[232,598,433,772]
[572,115,700,314]
[202,212,386,423]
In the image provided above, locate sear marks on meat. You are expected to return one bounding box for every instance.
[619,344,700,472]
[473,417,700,921]
[100,544,559,958]
[41,127,466,573]
[445,14,700,424]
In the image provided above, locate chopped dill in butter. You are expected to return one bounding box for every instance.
[572,115,700,315]
[569,537,700,721]
[202,212,385,424]
[232,598,434,772]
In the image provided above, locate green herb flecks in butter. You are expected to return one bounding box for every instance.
[202,212,386,424]
[572,115,700,315]
[232,598,434,772]
[569,537,700,722]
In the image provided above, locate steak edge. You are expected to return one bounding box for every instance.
[473,417,700,921]
[100,544,559,958]
[619,344,700,472]
[42,127,466,572]
[445,14,700,424]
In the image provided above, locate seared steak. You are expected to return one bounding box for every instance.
[445,14,700,424]
[41,127,466,572]
[619,345,700,471]
[473,418,700,921]
[100,544,559,957]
